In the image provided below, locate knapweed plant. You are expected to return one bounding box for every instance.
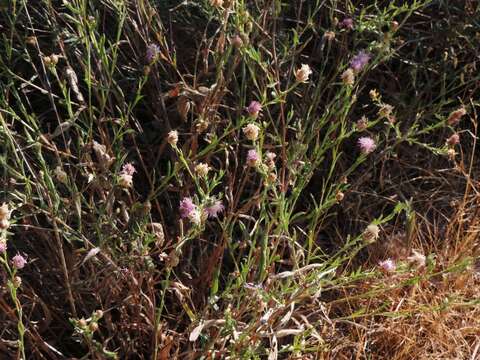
[0,0,479,358]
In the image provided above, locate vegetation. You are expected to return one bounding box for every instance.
[0,0,479,358]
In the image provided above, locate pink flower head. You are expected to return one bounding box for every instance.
[350,51,371,72]
[146,43,160,63]
[12,254,27,270]
[446,133,460,146]
[340,17,354,30]
[247,149,259,166]
[179,197,196,219]
[358,136,376,154]
[247,101,262,117]
[204,200,225,219]
[378,259,396,273]
[0,241,6,253]
[121,163,136,176]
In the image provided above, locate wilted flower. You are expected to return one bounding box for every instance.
[0,203,10,221]
[195,118,210,133]
[177,96,191,121]
[0,203,11,230]
[204,200,225,218]
[92,141,114,170]
[378,103,394,118]
[265,151,276,169]
[341,68,355,85]
[447,148,456,159]
[247,149,259,167]
[295,64,312,83]
[266,172,277,185]
[356,116,368,131]
[54,166,68,184]
[369,89,380,101]
[12,254,27,270]
[0,240,6,253]
[118,173,133,188]
[408,250,426,268]
[323,31,335,41]
[26,36,37,46]
[243,123,260,141]
[146,43,160,63]
[247,101,262,118]
[118,163,135,188]
[339,17,354,29]
[335,191,345,202]
[195,163,210,177]
[179,197,196,219]
[350,51,371,72]
[13,276,22,288]
[167,130,178,146]
[446,133,460,146]
[363,224,380,243]
[209,0,223,7]
[231,35,244,48]
[447,107,466,126]
[378,259,396,273]
[358,137,376,154]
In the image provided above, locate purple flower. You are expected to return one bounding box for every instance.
[204,200,225,218]
[121,163,136,176]
[247,149,259,167]
[12,254,26,270]
[358,137,376,154]
[146,43,160,63]
[0,241,6,253]
[378,259,396,273]
[340,18,354,30]
[350,51,371,72]
[247,101,262,117]
[179,197,196,219]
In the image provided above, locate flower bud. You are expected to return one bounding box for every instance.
[247,101,262,118]
[78,319,87,328]
[89,322,99,332]
[247,149,259,167]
